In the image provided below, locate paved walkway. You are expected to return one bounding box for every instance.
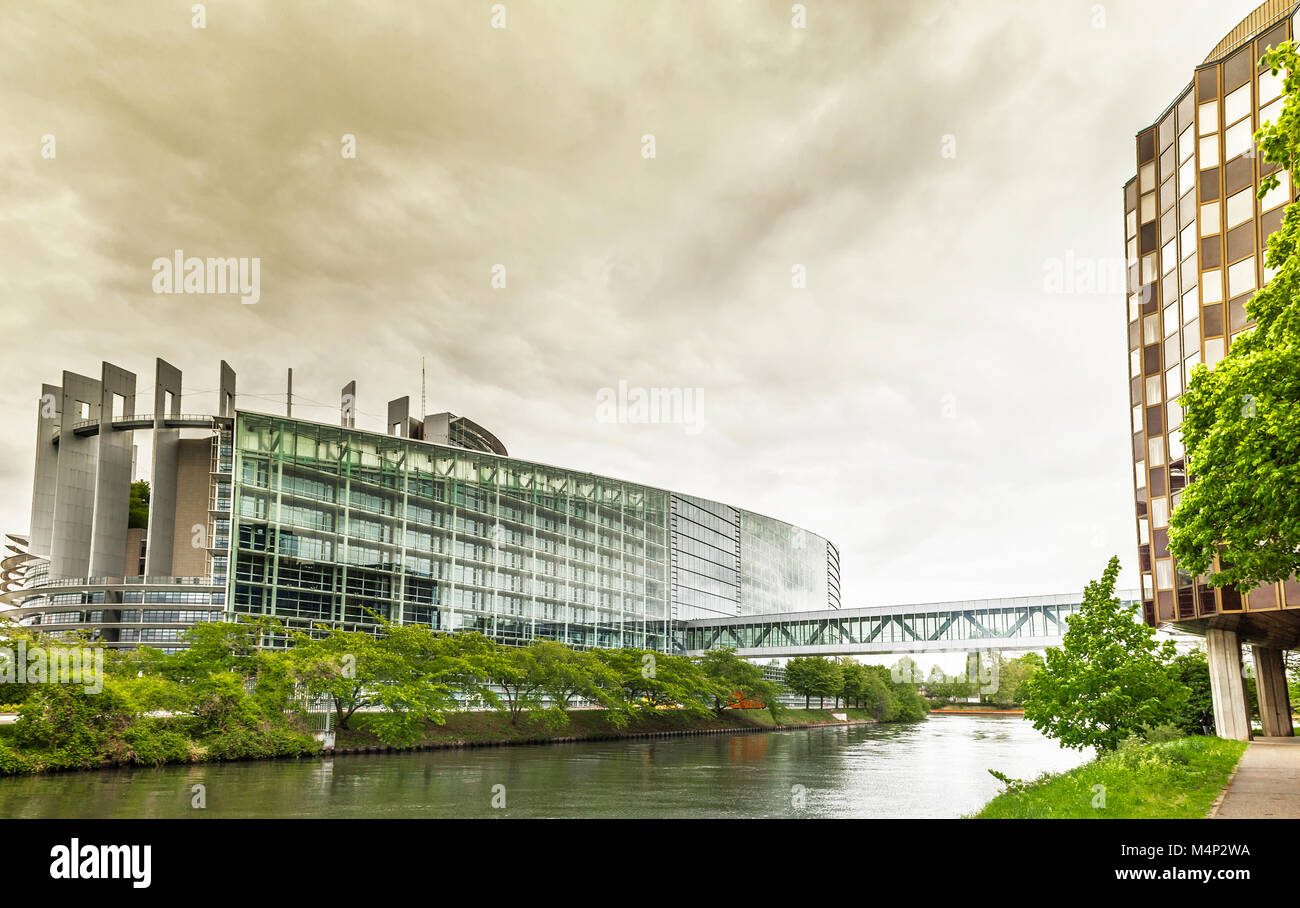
[1214,738,1300,818]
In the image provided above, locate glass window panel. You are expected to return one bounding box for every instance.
[1202,269,1223,304]
[1225,118,1253,159]
[1262,170,1291,211]
[1226,188,1253,227]
[1144,314,1161,345]
[1163,301,1178,333]
[1200,201,1220,236]
[1156,559,1173,589]
[1165,363,1182,397]
[1261,97,1284,129]
[1228,256,1256,296]
[1148,435,1166,467]
[1141,192,1156,223]
[1199,134,1219,168]
[1260,70,1283,105]
[1198,101,1218,135]
[1181,258,1198,296]
[1179,124,1195,163]
[1205,337,1226,367]
[1152,496,1170,527]
[1146,374,1163,405]
[1224,83,1251,125]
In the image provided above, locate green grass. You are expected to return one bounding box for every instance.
[972,735,1248,819]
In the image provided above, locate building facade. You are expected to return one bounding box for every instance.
[1124,0,1300,738]
[3,358,840,655]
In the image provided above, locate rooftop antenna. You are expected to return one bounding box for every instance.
[420,356,426,418]
[286,367,293,417]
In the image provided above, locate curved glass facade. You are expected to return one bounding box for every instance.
[230,412,839,652]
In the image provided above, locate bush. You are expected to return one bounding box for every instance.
[201,723,319,762]
[0,741,37,775]
[1143,723,1186,744]
[115,722,196,767]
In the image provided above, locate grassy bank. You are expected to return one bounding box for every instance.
[972,735,1247,819]
[336,707,877,749]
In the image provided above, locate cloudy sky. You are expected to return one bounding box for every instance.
[0,0,1276,606]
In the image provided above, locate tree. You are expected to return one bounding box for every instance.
[841,661,868,708]
[783,656,817,709]
[810,657,843,709]
[1171,649,1215,735]
[532,640,619,717]
[481,644,547,726]
[1169,40,1300,591]
[591,649,712,717]
[983,652,1042,707]
[288,627,382,730]
[1021,557,1188,752]
[695,648,779,716]
[128,480,150,530]
[860,665,899,720]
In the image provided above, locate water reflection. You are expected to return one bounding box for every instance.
[0,716,1090,819]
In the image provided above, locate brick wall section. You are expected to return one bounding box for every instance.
[170,438,211,577]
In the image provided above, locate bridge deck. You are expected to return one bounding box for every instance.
[683,592,1140,657]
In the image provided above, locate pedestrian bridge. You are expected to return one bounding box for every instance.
[682,591,1140,658]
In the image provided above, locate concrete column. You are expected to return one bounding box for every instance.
[144,359,182,577]
[1207,627,1252,741]
[1253,645,1293,738]
[49,372,101,580]
[29,383,62,558]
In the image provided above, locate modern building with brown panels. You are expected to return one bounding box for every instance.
[1124,0,1300,739]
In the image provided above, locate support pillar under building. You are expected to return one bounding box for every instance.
[1206,627,1252,742]
[1253,645,1293,738]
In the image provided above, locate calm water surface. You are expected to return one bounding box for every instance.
[0,716,1090,818]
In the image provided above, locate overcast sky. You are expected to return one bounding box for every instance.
[0,0,1277,607]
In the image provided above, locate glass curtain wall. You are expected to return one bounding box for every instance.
[230,412,672,651]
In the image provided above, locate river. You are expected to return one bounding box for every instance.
[0,715,1091,818]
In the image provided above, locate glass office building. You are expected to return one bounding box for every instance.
[229,412,839,653]
[4,359,839,655]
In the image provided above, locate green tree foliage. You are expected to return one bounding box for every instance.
[592,649,714,718]
[695,648,780,716]
[979,652,1042,708]
[1169,41,1300,591]
[783,656,817,709]
[1021,557,1188,752]
[780,655,844,709]
[127,480,149,530]
[1171,649,1215,735]
[0,612,939,774]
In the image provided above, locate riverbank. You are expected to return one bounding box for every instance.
[333,707,880,752]
[971,735,1247,818]
[0,706,889,775]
